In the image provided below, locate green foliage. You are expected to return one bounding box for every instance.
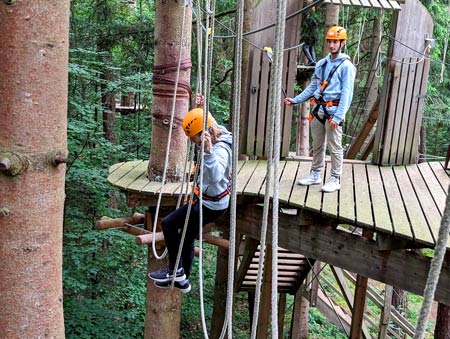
[308,308,348,339]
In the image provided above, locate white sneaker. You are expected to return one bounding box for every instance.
[298,170,322,186]
[321,176,340,193]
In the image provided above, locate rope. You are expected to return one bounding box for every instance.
[440,24,449,83]
[269,0,287,336]
[198,0,216,337]
[413,185,450,339]
[150,2,189,260]
[219,0,244,337]
[352,10,366,66]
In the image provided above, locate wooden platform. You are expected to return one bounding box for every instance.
[108,159,450,249]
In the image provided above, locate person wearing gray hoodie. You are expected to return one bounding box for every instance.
[284,26,356,193]
[148,104,232,293]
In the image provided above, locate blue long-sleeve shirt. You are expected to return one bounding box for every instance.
[291,53,356,124]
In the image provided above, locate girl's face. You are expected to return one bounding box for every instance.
[190,132,202,146]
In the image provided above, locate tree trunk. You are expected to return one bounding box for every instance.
[0,1,69,338]
[323,5,340,56]
[148,0,192,182]
[101,67,116,143]
[144,2,192,338]
[392,286,408,313]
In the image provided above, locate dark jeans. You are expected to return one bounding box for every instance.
[161,202,226,278]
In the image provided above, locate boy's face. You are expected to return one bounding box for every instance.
[327,39,345,54]
[190,132,202,146]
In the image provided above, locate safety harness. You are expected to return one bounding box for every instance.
[191,140,232,203]
[308,57,350,126]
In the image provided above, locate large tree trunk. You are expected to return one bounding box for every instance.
[148,0,192,182]
[144,1,192,338]
[323,5,340,56]
[0,1,69,338]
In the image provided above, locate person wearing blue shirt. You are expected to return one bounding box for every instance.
[284,26,356,193]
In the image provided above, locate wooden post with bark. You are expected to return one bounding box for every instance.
[144,1,193,338]
[0,1,70,337]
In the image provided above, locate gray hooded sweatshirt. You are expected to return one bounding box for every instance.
[199,125,232,211]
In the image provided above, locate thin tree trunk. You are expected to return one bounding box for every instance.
[101,67,116,142]
[0,1,69,338]
[148,0,192,182]
[144,1,192,338]
[323,5,340,56]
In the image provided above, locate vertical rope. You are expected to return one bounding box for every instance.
[219,0,244,337]
[269,0,287,337]
[413,185,450,339]
[198,1,215,337]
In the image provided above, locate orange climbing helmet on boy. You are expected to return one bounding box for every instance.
[325,26,347,41]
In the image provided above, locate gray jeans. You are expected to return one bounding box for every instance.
[310,116,343,177]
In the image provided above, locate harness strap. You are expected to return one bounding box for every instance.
[193,186,231,202]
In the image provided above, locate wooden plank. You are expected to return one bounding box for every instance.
[380,62,402,165]
[304,165,325,214]
[107,160,142,186]
[127,171,152,193]
[366,165,393,234]
[321,162,338,218]
[341,0,352,5]
[243,160,268,196]
[403,59,424,164]
[109,161,125,174]
[358,0,372,7]
[378,166,413,240]
[246,50,261,155]
[377,0,392,9]
[406,165,442,245]
[353,163,373,228]
[396,59,416,164]
[289,161,312,208]
[368,0,383,8]
[393,166,434,246]
[278,160,299,204]
[389,61,409,164]
[417,162,447,215]
[388,0,402,10]
[236,160,259,195]
[338,163,355,224]
[428,162,450,193]
[267,160,287,197]
[350,0,363,5]
[114,160,148,190]
[255,51,270,157]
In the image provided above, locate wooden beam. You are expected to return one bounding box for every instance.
[257,244,272,339]
[135,232,230,249]
[278,293,287,339]
[346,97,380,159]
[95,212,144,230]
[235,237,259,291]
[237,205,450,305]
[290,290,310,339]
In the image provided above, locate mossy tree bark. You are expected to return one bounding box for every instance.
[0,1,69,338]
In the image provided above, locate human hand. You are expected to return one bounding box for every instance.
[196,93,205,107]
[328,119,339,129]
[284,98,295,106]
[202,131,212,153]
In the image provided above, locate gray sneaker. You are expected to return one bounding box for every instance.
[321,176,340,193]
[298,170,322,186]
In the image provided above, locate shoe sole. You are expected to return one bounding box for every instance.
[321,187,340,193]
[154,281,191,294]
[148,273,186,283]
[298,181,322,186]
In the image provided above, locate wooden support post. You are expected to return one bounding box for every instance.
[210,229,231,338]
[136,232,229,249]
[309,261,321,307]
[350,230,373,339]
[257,244,272,339]
[290,289,310,339]
[278,293,287,339]
[378,285,393,339]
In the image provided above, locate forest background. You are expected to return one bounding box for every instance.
[65,0,449,338]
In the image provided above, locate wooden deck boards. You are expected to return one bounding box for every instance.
[107,159,449,249]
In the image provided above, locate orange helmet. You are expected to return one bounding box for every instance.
[182,108,214,137]
[326,26,347,40]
